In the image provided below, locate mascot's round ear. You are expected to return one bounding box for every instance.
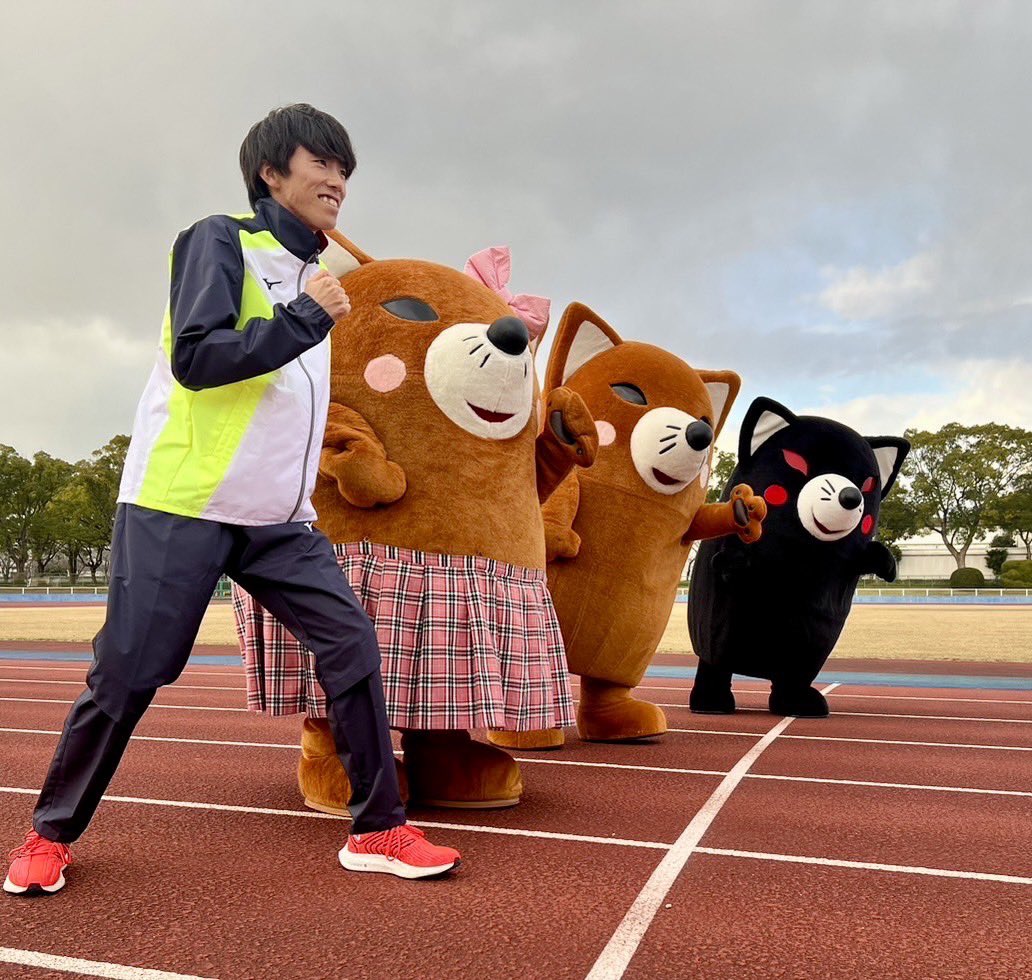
[545,302,623,391]
[323,230,374,278]
[866,437,910,497]
[739,396,797,462]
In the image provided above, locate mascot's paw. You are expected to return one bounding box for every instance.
[402,730,523,809]
[729,484,767,544]
[688,681,736,715]
[768,685,829,718]
[298,718,408,816]
[320,445,407,508]
[545,524,582,561]
[545,386,599,467]
[576,679,668,741]
[487,728,566,751]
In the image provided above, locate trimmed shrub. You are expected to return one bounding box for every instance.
[949,567,986,588]
[1001,560,1032,589]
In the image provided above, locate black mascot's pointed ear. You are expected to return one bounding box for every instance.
[739,397,798,463]
[865,437,910,497]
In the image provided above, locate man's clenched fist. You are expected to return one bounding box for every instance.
[304,269,351,322]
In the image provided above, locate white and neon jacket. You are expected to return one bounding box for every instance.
[118,198,334,525]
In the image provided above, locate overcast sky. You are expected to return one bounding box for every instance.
[2,1,1029,463]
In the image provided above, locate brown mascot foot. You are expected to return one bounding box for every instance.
[576,678,668,742]
[298,718,408,816]
[402,730,523,809]
[487,728,566,751]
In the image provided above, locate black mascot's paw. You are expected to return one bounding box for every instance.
[769,685,829,718]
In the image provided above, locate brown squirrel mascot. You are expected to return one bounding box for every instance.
[491,303,766,748]
[233,234,598,811]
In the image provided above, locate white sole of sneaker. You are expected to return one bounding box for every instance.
[337,847,457,879]
[4,871,65,895]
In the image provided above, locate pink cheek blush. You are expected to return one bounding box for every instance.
[364,355,406,393]
[862,515,875,535]
[596,421,616,446]
[764,485,789,507]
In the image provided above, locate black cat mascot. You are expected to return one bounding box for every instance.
[688,397,909,717]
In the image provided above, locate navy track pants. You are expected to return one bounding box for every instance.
[33,503,405,841]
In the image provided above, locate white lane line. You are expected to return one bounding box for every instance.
[585,682,839,979]
[669,728,1032,752]
[745,772,1032,798]
[826,693,1032,706]
[656,704,1032,724]
[6,728,1029,798]
[3,785,1029,885]
[0,947,216,979]
[0,787,668,851]
[0,697,246,713]
[0,677,244,692]
[693,848,1032,886]
[0,728,299,750]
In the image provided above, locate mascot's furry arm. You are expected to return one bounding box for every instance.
[541,471,583,561]
[855,540,897,581]
[318,401,407,508]
[536,386,598,502]
[684,485,767,545]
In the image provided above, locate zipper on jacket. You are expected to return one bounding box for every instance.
[287,251,321,522]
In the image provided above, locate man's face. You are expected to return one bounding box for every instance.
[261,146,347,232]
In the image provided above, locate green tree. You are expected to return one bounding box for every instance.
[903,423,1032,570]
[0,448,73,581]
[59,436,130,583]
[985,533,1016,579]
[705,449,739,504]
[989,475,1032,560]
[875,485,921,547]
[28,458,75,575]
[0,446,32,581]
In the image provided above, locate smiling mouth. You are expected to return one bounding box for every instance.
[652,467,687,487]
[813,513,845,536]
[468,402,515,424]
[318,194,340,208]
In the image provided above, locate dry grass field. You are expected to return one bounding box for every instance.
[1,601,1030,663]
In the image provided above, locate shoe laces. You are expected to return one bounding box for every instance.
[367,824,425,861]
[8,830,71,864]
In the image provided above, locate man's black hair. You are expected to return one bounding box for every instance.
[239,104,356,208]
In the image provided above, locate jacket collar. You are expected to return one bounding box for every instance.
[255,197,328,261]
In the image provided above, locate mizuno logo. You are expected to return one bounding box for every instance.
[263,277,282,289]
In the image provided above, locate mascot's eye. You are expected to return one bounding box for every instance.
[782,449,809,476]
[862,476,876,493]
[381,298,439,322]
[611,383,647,405]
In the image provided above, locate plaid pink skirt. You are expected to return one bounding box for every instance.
[233,539,574,731]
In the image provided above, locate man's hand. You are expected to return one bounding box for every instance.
[305,269,351,322]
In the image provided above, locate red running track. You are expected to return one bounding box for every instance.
[0,657,1030,979]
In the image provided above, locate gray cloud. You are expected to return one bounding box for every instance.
[1,1,1029,460]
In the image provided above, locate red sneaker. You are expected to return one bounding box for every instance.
[4,830,73,896]
[339,824,461,879]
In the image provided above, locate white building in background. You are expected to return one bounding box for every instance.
[896,534,1026,579]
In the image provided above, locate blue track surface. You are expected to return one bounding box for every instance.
[0,650,242,666]
[645,664,1032,691]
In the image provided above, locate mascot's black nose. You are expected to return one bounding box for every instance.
[486,316,529,356]
[839,487,863,510]
[685,420,714,452]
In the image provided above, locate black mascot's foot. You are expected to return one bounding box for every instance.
[689,668,736,714]
[768,685,828,718]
